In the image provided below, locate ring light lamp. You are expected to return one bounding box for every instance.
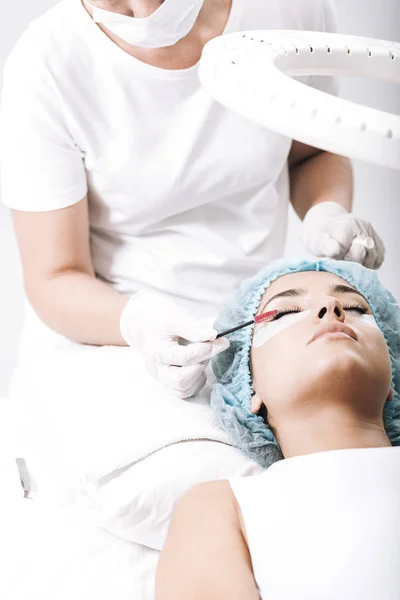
[199,31,400,169]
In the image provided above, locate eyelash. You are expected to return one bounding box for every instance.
[344,304,368,315]
[272,308,302,321]
[271,304,368,321]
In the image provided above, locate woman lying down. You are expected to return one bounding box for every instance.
[155,257,400,600]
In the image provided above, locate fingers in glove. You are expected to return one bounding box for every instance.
[363,243,379,270]
[343,238,368,265]
[158,336,230,367]
[318,233,344,259]
[172,319,218,343]
[368,231,385,269]
[172,371,208,400]
[158,363,208,397]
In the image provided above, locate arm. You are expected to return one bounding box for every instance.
[155,481,260,600]
[12,196,129,346]
[288,140,353,220]
[1,46,128,346]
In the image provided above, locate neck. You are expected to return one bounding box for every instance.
[83,0,232,70]
[275,406,392,459]
[130,1,164,18]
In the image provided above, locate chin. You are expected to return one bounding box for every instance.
[300,346,363,388]
[301,348,389,409]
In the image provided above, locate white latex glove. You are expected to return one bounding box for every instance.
[120,291,230,399]
[302,202,385,269]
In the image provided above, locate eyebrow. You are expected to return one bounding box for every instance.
[262,283,366,309]
[263,287,307,308]
[330,284,366,300]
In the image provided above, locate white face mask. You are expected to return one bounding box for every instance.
[84,0,205,48]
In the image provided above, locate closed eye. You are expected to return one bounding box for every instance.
[271,304,368,321]
[271,308,302,321]
[343,304,368,315]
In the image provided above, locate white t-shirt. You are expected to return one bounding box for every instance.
[0,0,339,317]
[230,446,400,600]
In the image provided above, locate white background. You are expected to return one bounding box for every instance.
[0,0,399,395]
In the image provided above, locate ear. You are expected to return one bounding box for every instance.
[387,388,393,402]
[250,392,263,414]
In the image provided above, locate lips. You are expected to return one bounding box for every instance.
[308,322,357,345]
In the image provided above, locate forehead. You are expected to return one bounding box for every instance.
[262,271,356,300]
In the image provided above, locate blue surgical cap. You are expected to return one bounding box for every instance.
[211,257,400,468]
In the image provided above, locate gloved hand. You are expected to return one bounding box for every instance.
[302,201,385,269]
[120,290,230,399]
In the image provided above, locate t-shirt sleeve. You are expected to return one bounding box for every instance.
[306,0,341,97]
[0,43,87,212]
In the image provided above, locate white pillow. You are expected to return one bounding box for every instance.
[77,440,263,550]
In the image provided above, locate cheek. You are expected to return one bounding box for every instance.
[250,329,299,392]
[363,329,392,373]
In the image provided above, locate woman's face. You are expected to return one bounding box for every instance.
[250,271,392,430]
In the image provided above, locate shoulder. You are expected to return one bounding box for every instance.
[174,480,238,519]
[3,1,88,86]
[169,480,252,569]
[285,0,338,31]
[238,0,338,35]
[172,480,247,540]
[157,480,259,599]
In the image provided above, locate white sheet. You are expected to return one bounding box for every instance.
[1,494,160,600]
[1,403,159,600]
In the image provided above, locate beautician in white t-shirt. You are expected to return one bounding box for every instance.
[0,0,385,399]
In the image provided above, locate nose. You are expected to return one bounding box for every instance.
[312,296,345,323]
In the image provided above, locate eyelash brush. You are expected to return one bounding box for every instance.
[216,309,278,339]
